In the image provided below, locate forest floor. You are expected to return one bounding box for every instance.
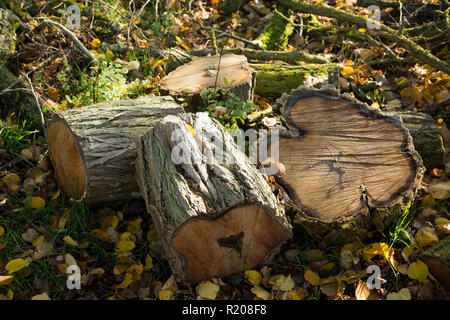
[0,0,449,300]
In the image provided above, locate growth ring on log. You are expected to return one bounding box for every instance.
[161,54,256,106]
[268,86,424,242]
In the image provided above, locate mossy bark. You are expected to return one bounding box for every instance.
[254,7,294,50]
[250,63,339,97]
[218,0,252,14]
[0,9,20,59]
[420,236,450,290]
[397,111,445,170]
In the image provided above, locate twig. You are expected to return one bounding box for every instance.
[24,74,46,135]
[38,19,97,64]
[278,0,450,74]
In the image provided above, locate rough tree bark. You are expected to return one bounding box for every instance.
[47,96,184,203]
[264,85,424,244]
[135,112,292,283]
[397,111,445,170]
[420,236,450,291]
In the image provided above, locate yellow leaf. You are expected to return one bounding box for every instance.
[51,189,61,200]
[268,274,295,291]
[337,270,359,284]
[113,264,128,275]
[91,229,110,242]
[147,229,160,243]
[115,240,135,253]
[304,270,321,286]
[31,292,51,300]
[250,285,272,300]
[288,287,308,300]
[385,7,394,13]
[29,196,45,209]
[63,235,79,247]
[90,38,101,48]
[101,215,119,231]
[32,235,45,247]
[144,254,153,270]
[358,28,367,33]
[0,275,13,285]
[187,124,195,137]
[2,173,21,193]
[5,258,27,274]
[407,260,428,283]
[386,288,411,300]
[0,225,4,237]
[400,86,422,102]
[175,35,190,51]
[341,66,355,77]
[416,229,439,247]
[245,270,262,285]
[116,272,134,289]
[197,281,220,300]
[435,217,450,225]
[127,218,142,234]
[106,50,114,59]
[159,289,174,300]
[362,242,389,260]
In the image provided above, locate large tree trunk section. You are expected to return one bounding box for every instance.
[420,236,450,291]
[135,112,292,283]
[47,96,184,203]
[161,54,256,108]
[251,63,339,97]
[264,85,424,244]
[397,111,445,170]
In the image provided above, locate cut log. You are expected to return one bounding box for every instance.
[263,85,424,244]
[47,96,184,203]
[161,54,256,108]
[420,236,450,291]
[135,112,292,283]
[397,111,445,170]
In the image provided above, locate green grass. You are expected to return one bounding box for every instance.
[0,115,39,155]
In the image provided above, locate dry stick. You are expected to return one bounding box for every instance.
[24,75,46,135]
[39,19,97,64]
[277,0,450,74]
[189,47,329,64]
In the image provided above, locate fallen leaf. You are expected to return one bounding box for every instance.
[0,225,4,237]
[0,275,13,285]
[427,182,450,199]
[355,280,370,300]
[21,228,39,242]
[407,260,428,283]
[63,236,79,247]
[5,258,27,274]
[304,270,321,286]
[31,292,51,300]
[386,288,411,300]
[115,240,135,253]
[197,281,220,300]
[288,287,308,300]
[416,228,439,247]
[245,270,262,285]
[251,285,272,300]
[159,289,174,300]
[29,196,45,209]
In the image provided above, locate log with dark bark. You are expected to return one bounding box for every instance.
[135,112,292,283]
[47,96,184,203]
[397,111,445,170]
[263,85,424,244]
[161,54,257,108]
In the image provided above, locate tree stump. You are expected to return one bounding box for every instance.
[161,54,257,108]
[420,236,450,291]
[135,112,292,283]
[264,85,424,244]
[47,96,184,203]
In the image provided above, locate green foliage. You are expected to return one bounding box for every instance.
[0,115,38,154]
[199,83,258,129]
[57,59,128,106]
[387,209,414,248]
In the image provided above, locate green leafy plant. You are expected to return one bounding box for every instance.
[387,209,415,248]
[199,84,258,129]
[57,59,128,106]
[0,115,39,154]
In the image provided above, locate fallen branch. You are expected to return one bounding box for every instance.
[189,47,329,64]
[277,0,450,74]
